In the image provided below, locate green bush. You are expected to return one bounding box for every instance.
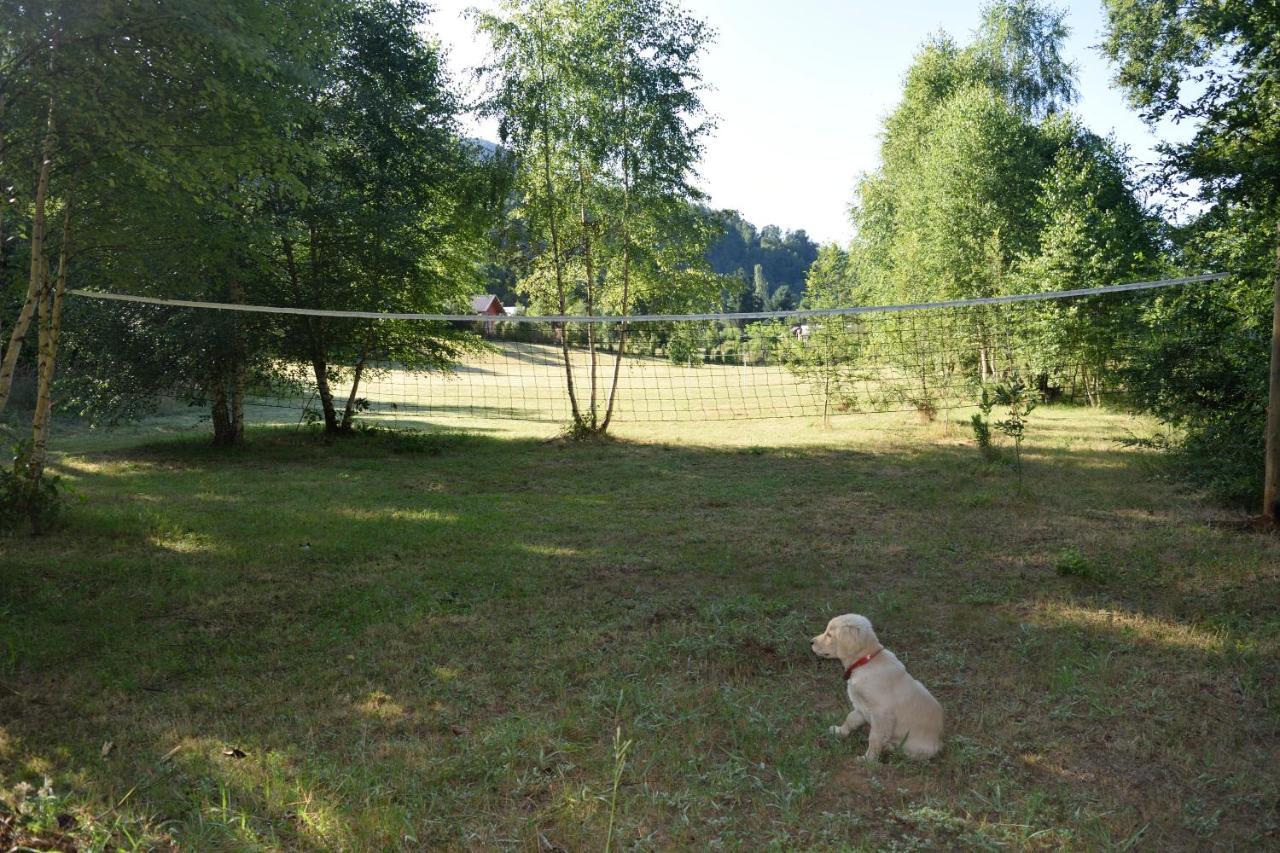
[1120,209,1272,509]
[0,443,64,536]
[1055,548,1113,583]
[970,412,993,455]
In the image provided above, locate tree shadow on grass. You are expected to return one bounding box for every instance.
[2,428,1277,849]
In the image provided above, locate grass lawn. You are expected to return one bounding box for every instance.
[246,338,990,425]
[1,406,1278,850]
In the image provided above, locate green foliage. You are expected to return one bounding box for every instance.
[263,0,496,430]
[972,380,1036,482]
[781,246,864,423]
[10,0,496,439]
[1,0,336,446]
[1121,208,1272,505]
[0,442,63,535]
[991,379,1037,487]
[839,1,1164,422]
[1102,0,1278,508]
[476,0,717,433]
[1,777,66,842]
[741,321,785,366]
[705,212,819,308]
[970,0,1076,118]
[1101,0,1280,215]
[970,412,994,455]
[971,385,996,458]
[666,324,706,367]
[1054,548,1113,584]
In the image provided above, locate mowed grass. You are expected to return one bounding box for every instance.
[1,407,1278,850]
[262,338,972,425]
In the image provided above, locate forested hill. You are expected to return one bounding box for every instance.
[705,209,819,311]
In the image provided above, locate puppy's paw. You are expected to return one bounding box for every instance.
[828,725,847,738]
[861,751,880,764]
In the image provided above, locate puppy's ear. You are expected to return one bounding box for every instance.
[840,622,864,644]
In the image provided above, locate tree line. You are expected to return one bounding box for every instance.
[787,0,1277,510]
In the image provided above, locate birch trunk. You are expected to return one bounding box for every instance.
[0,101,54,416]
[578,161,599,428]
[535,32,581,429]
[600,76,631,433]
[30,199,71,475]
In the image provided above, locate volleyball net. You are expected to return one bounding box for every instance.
[59,273,1226,428]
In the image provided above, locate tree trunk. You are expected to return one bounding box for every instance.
[600,90,632,433]
[310,354,338,432]
[0,92,7,287]
[28,254,53,468]
[340,351,368,431]
[578,161,599,429]
[210,370,233,446]
[535,35,581,429]
[281,235,337,432]
[822,371,831,428]
[229,278,246,444]
[0,282,40,417]
[306,316,338,433]
[231,369,245,443]
[0,100,54,417]
[30,198,71,476]
[1263,218,1280,524]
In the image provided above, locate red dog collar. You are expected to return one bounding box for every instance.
[843,647,882,680]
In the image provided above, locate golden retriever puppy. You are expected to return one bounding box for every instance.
[811,613,943,761]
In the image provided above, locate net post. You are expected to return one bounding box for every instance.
[1265,222,1280,525]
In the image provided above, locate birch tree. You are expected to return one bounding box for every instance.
[477,0,716,437]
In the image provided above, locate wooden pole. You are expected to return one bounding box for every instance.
[1264,219,1280,524]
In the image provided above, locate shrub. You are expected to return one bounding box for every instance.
[0,443,64,536]
[970,412,993,455]
[1055,548,1113,583]
[991,379,1036,487]
[1119,209,1272,509]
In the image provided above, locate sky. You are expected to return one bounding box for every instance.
[427,1,1186,245]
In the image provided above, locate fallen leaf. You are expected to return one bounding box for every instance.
[449,724,469,736]
[222,747,247,759]
[101,740,114,758]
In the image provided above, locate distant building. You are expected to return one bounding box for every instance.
[469,294,505,335]
[471,295,505,315]
[502,305,525,316]
[791,323,811,339]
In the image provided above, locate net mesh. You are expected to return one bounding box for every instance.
[61,277,1217,428]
